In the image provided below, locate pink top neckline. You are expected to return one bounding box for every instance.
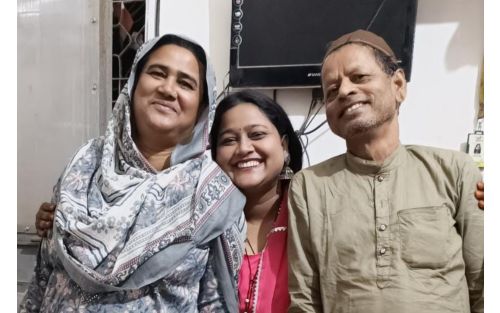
[238,190,290,313]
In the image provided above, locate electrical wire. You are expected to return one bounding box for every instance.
[366,0,387,30]
[297,97,317,136]
[303,101,325,132]
[216,71,231,101]
[297,133,311,166]
[295,89,329,166]
[303,119,328,136]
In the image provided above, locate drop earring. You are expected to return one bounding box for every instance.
[279,151,294,180]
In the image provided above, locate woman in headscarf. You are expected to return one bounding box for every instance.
[21,34,246,313]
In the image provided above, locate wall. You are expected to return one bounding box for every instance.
[151,0,210,50]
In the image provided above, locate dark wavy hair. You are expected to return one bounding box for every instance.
[210,90,303,173]
[131,34,208,107]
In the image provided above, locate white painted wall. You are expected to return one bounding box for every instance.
[402,0,483,152]
[205,0,484,166]
[151,0,210,52]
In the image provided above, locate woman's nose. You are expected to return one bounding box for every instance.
[157,78,177,99]
[236,137,253,154]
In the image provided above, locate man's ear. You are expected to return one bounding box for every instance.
[392,68,407,104]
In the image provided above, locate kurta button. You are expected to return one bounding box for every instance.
[379,224,387,231]
[377,175,384,182]
[380,248,386,255]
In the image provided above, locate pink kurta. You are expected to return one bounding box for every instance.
[238,192,290,313]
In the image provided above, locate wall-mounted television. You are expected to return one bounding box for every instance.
[229,0,418,89]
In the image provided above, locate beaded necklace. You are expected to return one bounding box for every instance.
[243,240,264,313]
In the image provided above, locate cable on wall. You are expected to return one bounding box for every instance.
[295,88,329,166]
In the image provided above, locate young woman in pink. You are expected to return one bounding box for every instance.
[209,90,302,313]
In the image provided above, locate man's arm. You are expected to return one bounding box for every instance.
[287,174,321,312]
[455,158,484,313]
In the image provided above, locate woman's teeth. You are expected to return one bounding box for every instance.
[237,160,260,168]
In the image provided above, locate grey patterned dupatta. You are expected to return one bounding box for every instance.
[51,34,245,309]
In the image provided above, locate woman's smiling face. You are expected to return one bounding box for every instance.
[133,44,202,141]
[215,103,287,194]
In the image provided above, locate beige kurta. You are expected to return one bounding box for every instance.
[288,145,483,313]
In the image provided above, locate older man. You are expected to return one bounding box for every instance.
[287,30,483,313]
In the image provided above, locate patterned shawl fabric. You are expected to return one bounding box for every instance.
[48,35,245,310]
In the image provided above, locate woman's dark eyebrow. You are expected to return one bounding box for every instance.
[146,64,199,88]
[178,71,199,88]
[218,124,269,138]
[218,129,236,139]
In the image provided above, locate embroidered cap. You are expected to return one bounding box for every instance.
[324,29,397,61]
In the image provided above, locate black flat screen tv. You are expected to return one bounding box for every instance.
[229,0,418,88]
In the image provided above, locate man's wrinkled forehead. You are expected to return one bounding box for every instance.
[321,43,375,79]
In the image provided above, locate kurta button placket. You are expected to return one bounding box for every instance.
[374,172,391,288]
